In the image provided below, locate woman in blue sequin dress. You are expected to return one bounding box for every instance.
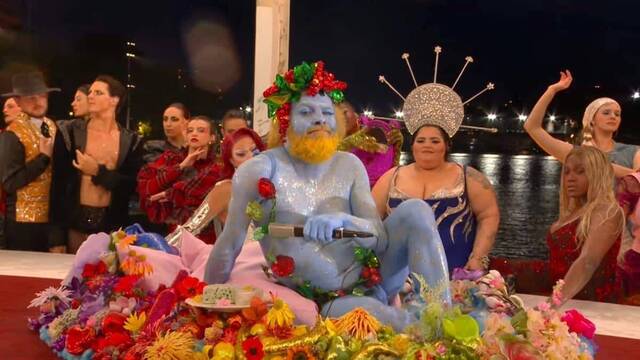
[372,125,500,273]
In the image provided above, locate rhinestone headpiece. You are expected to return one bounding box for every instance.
[379,46,494,136]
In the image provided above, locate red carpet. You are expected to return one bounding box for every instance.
[0,274,638,360]
[0,275,59,360]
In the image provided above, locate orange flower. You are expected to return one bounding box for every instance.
[286,345,316,360]
[121,250,153,276]
[116,235,137,251]
[241,296,269,323]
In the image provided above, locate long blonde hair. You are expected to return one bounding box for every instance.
[559,146,624,246]
[579,97,619,146]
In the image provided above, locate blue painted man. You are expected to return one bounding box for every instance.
[205,61,451,330]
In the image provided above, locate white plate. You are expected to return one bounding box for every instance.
[185,297,250,312]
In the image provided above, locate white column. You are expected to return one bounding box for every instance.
[253,0,290,137]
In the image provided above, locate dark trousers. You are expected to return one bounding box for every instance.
[5,218,50,252]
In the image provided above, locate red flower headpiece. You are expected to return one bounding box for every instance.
[263,61,347,142]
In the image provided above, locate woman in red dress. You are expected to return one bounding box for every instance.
[547,146,625,304]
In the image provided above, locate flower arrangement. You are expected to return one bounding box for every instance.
[449,269,596,359]
[30,229,597,360]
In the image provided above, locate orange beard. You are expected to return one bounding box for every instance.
[287,128,340,164]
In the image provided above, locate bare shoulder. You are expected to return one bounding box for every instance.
[465,166,494,191]
[233,152,273,182]
[336,150,365,165]
[372,166,398,190]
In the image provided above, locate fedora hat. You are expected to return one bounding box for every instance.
[2,71,60,97]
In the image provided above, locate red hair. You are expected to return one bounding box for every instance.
[219,128,265,180]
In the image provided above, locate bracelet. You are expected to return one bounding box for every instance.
[469,252,490,269]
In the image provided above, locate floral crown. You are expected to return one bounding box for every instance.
[262,61,347,141]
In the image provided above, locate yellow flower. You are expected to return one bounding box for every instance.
[124,312,146,334]
[292,325,308,336]
[266,298,295,329]
[286,345,316,360]
[250,323,267,336]
[143,331,195,360]
[389,334,411,353]
[212,342,235,360]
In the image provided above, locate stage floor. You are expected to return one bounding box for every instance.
[1,250,639,359]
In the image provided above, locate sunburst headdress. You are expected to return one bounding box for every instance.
[378,46,496,136]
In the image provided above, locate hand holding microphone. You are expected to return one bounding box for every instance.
[268,223,375,242]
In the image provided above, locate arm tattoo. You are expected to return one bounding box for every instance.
[466,167,494,192]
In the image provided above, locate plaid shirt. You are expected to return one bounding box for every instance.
[137,148,221,243]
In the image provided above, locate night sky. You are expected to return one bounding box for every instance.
[1,0,639,142]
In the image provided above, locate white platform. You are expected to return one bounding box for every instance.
[1,250,637,339]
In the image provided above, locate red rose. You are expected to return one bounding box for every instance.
[242,336,265,360]
[271,255,295,277]
[258,178,276,199]
[65,325,96,355]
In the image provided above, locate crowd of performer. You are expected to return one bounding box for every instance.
[0,67,639,307]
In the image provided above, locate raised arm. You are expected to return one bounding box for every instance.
[465,167,500,270]
[204,154,271,284]
[523,71,575,163]
[555,204,624,305]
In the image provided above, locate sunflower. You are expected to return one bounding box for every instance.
[286,345,316,360]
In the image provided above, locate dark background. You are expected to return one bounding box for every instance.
[1,0,639,146]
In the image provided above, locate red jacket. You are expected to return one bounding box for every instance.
[137,148,221,244]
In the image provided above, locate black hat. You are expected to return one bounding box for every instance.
[2,72,60,97]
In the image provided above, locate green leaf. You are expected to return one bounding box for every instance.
[274,74,287,89]
[297,281,314,299]
[511,310,529,335]
[443,314,480,343]
[253,227,265,241]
